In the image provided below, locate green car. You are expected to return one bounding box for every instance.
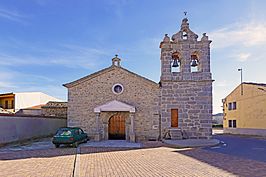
[52,127,88,148]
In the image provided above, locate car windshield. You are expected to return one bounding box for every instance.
[56,129,72,136]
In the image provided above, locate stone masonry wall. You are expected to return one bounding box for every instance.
[67,67,160,141]
[160,81,212,139]
[42,102,67,118]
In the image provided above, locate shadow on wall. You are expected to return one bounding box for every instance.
[0,115,66,145]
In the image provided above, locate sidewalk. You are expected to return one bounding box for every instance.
[163,139,220,148]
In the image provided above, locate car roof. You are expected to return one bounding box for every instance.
[59,127,81,130]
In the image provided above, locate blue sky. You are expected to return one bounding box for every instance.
[0,0,266,113]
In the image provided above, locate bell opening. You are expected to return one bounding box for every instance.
[191,55,199,72]
[171,59,180,72]
[182,31,188,40]
[191,59,198,67]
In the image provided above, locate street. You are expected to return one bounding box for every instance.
[205,134,266,163]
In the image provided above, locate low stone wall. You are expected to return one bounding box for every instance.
[0,115,67,145]
[224,128,266,137]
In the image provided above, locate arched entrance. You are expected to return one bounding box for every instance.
[108,114,125,140]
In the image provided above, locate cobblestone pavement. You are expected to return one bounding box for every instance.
[0,148,76,177]
[75,147,266,177]
[0,138,54,152]
[0,144,266,177]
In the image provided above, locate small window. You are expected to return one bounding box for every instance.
[56,130,72,136]
[74,130,79,135]
[79,129,84,134]
[228,103,232,110]
[11,100,14,109]
[112,83,124,94]
[232,102,236,110]
[228,102,236,110]
[228,120,232,127]
[232,120,236,128]
[228,120,236,128]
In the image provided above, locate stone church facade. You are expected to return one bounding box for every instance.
[64,18,213,142]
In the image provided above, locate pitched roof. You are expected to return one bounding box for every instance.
[243,82,266,87]
[224,82,266,99]
[24,104,46,110]
[0,92,14,98]
[63,65,158,88]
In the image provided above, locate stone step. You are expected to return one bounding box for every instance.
[169,128,183,140]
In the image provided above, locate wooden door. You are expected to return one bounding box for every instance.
[108,114,125,140]
[171,109,178,127]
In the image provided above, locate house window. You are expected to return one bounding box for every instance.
[232,120,236,128]
[232,102,236,110]
[228,120,236,128]
[11,100,14,109]
[228,103,232,110]
[228,102,237,110]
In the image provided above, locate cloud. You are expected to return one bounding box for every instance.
[0,71,17,90]
[0,7,27,24]
[214,80,228,87]
[0,69,66,99]
[0,81,17,89]
[210,22,266,49]
[0,44,109,69]
[231,53,251,62]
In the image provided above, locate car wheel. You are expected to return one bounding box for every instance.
[73,142,78,148]
[55,144,60,148]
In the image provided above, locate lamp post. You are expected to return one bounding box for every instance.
[238,68,243,95]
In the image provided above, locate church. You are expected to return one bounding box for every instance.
[63,18,213,142]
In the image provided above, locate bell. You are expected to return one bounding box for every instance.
[172,59,179,67]
[191,59,198,67]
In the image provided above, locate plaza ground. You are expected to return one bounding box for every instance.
[0,134,266,177]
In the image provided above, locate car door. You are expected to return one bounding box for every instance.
[74,129,81,142]
[79,128,86,141]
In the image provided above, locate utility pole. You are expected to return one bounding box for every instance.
[238,68,243,95]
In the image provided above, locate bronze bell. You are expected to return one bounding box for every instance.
[172,59,179,67]
[191,59,198,67]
